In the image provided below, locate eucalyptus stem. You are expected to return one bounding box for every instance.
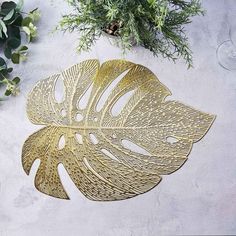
[0,0,40,101]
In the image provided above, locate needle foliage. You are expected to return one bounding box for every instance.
[59,0,204,67]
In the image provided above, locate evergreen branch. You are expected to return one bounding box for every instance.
[58,0,204,67]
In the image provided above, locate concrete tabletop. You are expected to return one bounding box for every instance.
[0,0,236,235]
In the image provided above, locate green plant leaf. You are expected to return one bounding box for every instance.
[1,1,17,15]
[0,57,7,68]
[3,9,15,21]
[19,45,28,51]
[0,0,40,101]
[5,89,12,96]
[29,8,40,22]
[22,17,32,27]
[16,0,24,12]
[12,76,20,84]
[13,13,23,26]
[11,53,20,64]
[7,37,21,49]
[22,26,30,36]
[1,1,17,10]
[58,0,203,67]
[0,19,8,37]
[19,54,27,62]
[7,67,13,73]
[4,46,12,59]
[7,25,21,40]
[0,66,5,71]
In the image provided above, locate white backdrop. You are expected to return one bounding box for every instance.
[0,0,236,235]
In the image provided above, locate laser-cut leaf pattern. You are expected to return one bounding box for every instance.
[22,59,215,201]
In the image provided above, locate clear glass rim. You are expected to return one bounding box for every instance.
[216,40,236,71]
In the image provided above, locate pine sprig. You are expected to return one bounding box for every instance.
[59,0,204,67]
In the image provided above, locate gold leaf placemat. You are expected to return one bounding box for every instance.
[22,59,215,201]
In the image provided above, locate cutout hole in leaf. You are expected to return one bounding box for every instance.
[75,113,83,122]
[122,139,151,156]
[111,90,135,116]
[29,159,41,176]
[78,83,93,110]
[61,109,66,117]
[57,163,75,200]
[96,69,130,112]
[167,136,179,144]
[89,133,99,144]
[58,135,65,150]
[75,133,83,144]
[54,77,65,103]
[101,149,120,162]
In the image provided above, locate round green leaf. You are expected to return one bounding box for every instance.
[12,76,20,84]
[3,9,15,21]
[19,45,28,51]
[7,37,21,49]
[7,25,21,40]
[1,1,17,15]
[22,17,32,27]
[1,2,17,10]
[4,46,12,59]
[0,19,8,38]
[0,57,7,68]
[11,53,20,64]
[16,0,24,12]
[5,89,12,96]
[12,13,23,26]
[7,67,13,73]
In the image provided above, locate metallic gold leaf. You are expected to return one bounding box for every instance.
[22,59,215,201]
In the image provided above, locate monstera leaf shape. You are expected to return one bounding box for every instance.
[22,59,215,201]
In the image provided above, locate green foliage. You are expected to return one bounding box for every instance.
[0,56,20,97]
[0,0,40,100]
[59,0,204,67]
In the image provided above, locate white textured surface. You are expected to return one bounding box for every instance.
[0,0,236,235]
